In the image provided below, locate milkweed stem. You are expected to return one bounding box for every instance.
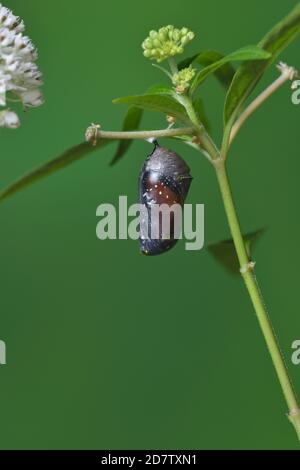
[186,90,300,441]
[215,161,300,441]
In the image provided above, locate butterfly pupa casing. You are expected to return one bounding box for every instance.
[139,141,192,255]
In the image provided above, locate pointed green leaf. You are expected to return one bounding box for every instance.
[195,51,236,89]
[224,3,300,128]
[146,84,174,94]
[0,139,113,204]
[208,228,266,275]
[179,50,236,89]
[110,107,143,166]
[190,46,271,95]
[113,94,190,124]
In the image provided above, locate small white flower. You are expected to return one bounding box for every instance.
[20,89,43,107]
[0,6,23,32]
[0,3,43,129]
[0,109,20,128]
[0,78,6,105]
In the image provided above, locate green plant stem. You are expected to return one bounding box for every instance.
[184,95,300,439]
[181,95,220,159]
[215,161,300,440]
[96,127,195,140]
[168,57,179,75]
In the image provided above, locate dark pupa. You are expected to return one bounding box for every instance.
[139,140,192,255]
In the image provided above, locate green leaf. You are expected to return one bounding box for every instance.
[208,228,266,275]
[0,140,113,204]
[179,50,236,89]
[113,93,190,124]
[110,107,143,166]
[195,51,237,89]
[190,46,271,95]
[192,96,211,132]
[146,84,174,94]
[224,3,300,128]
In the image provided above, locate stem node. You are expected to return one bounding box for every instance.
[240,261,256,274]
[288,408,300,441]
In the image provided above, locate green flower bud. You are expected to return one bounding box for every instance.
[142,25,195,63]
[143,38,153,48]
[180,35,188,46]
[187,31,195,41]
[172,65,196,93]
[172,30,180,42]
[158,27,167,40]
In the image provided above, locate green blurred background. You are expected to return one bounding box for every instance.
[0,0,300,450]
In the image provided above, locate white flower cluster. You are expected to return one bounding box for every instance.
[0,3,43,129]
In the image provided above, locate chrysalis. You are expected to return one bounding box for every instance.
[139,140,192,255]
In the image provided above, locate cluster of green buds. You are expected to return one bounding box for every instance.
[142,25,195,63]
[172,65,196,94]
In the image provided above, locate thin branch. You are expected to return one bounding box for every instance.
[99,127,194,140]
[85,124,195,145]
[152,63,173,80]
[229,62,298,146]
